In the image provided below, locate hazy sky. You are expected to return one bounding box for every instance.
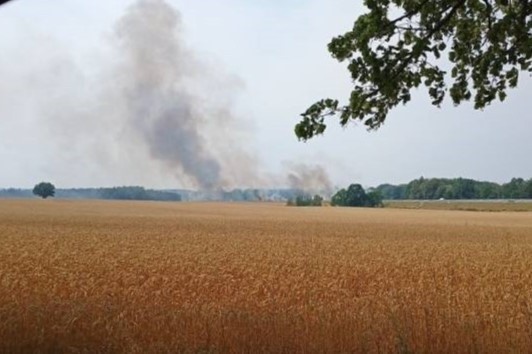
[0,0,530,189]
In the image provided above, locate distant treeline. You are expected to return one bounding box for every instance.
[0,188,33,198]
[0,187,301,202]
[0,187,182,202]
[98,187,182,201]
[2,178,532,202]
[375,177,532,200]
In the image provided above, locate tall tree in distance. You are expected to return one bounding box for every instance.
[33,182,56,199]
[296,0,531,140]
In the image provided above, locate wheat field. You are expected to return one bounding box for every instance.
[0,200,531,353]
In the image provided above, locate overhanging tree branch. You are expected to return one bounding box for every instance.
[296,0,531,141]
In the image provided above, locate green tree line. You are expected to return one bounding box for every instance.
[376,177,532,200]
[0,186,182,201]
[287,194,324,207]
[100,187,182,201]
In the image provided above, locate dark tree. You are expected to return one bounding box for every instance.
[366,190,384,207]
[344,184,369,206]
[296,0,532,140]
[331,184,382,207]
[287,194,324,206]
[312,194,324,206]
[502,177,527,198]
[33,182,56,199]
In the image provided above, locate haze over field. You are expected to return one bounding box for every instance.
[0,0,530,189]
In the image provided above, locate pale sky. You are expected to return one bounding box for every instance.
[0,0,531,189]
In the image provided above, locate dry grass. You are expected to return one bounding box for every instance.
[1,200,531,353]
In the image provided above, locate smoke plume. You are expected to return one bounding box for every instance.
[286,163,333,197]
[113,0,226,189]
[0,0,335,193]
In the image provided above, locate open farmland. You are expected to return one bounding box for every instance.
[1,200,532,353]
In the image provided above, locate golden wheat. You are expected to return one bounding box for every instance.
[0,200,531,353]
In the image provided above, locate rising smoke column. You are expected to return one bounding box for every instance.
[286,163,334,197]
[114,0,221,189]
[0,0,335,191]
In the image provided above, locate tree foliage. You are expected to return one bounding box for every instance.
[27,186,182,201]
[33,182,55,199]
[296,0,532,140]
[100,186,182,201]
[287,194,324,206]
[331,184,383,207]
[376,176,532,199]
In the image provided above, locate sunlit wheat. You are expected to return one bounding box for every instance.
[0,200,531,353]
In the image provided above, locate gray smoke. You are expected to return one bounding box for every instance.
[0,0,335,192]
[286,163,334,197]
[113,0,224,189]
